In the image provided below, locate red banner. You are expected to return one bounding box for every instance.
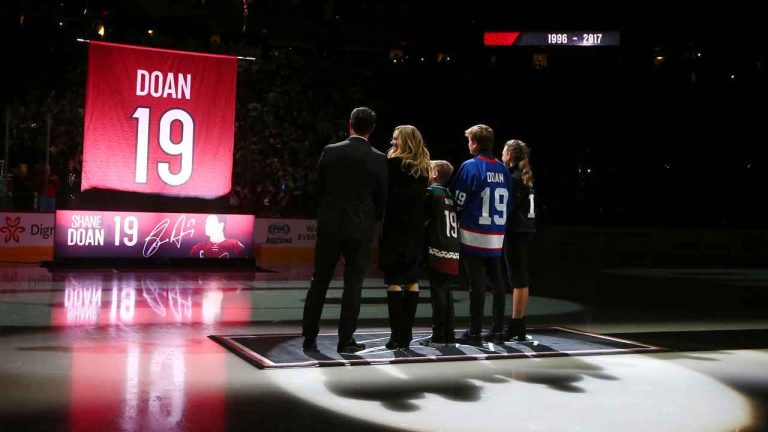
[82,42,237,198]
[483,32,521,46]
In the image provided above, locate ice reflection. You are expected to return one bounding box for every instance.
[148,346,186,430]
[123,344,140,431]
[141,278,193,321]
[70,341,199,431]
[56,274,248,326]
[64,276,102,324]
[111,276,137,324]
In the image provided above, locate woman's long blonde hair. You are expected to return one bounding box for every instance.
[504,139,534,189]
[388,125,431,178]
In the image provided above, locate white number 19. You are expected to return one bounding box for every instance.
[113,215,138,246]
[479,187,508,225]
[132,107,195,186]
[444,210,458,238]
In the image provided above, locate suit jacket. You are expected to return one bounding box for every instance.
[316,136,387,240]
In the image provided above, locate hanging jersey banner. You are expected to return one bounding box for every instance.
[81,41,237,198]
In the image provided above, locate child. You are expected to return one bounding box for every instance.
[421,160,461,346]
[451,125,510,345]
[501,139,536,342]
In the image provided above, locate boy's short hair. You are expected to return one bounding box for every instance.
[430,160,454,185]
[464,124,494,153]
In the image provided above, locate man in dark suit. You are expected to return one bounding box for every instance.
[302,107,387,354]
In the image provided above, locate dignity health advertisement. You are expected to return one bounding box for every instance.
[54,210,253,259]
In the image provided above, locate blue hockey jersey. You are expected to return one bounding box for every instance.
[450,155,511,257]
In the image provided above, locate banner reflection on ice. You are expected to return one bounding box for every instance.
[70,341,226,431]
[53,275,251,326]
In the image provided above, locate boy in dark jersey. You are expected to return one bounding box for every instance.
[450,125,511,345]
[421,160,460,347]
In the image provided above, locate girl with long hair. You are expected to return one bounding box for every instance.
[501,139,536,342]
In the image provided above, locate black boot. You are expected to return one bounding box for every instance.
[505,317,527,341]
[386,291,404,349]
[400,290,420,348]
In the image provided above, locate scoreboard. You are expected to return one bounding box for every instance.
[484,31,620,47]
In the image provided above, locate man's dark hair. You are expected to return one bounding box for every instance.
[350,107,376,136]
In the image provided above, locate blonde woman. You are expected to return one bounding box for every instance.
[501,139,536,342]
[380,125,431,349]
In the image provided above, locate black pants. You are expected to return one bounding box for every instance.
[429,271,455,342]
[302,232,373,345]
[462,254,505,334]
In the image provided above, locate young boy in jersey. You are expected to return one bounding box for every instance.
[450,125,511,345]
[421,160,460,347]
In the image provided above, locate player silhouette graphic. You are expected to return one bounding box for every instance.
[189,214,245,258]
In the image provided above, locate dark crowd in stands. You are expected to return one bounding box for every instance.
[1,2,766,230]
[1,38,354,218]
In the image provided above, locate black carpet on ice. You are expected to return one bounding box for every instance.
[210,327,663,369]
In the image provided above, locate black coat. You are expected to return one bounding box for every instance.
[316,136,388,241]
[379,157,429,272]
